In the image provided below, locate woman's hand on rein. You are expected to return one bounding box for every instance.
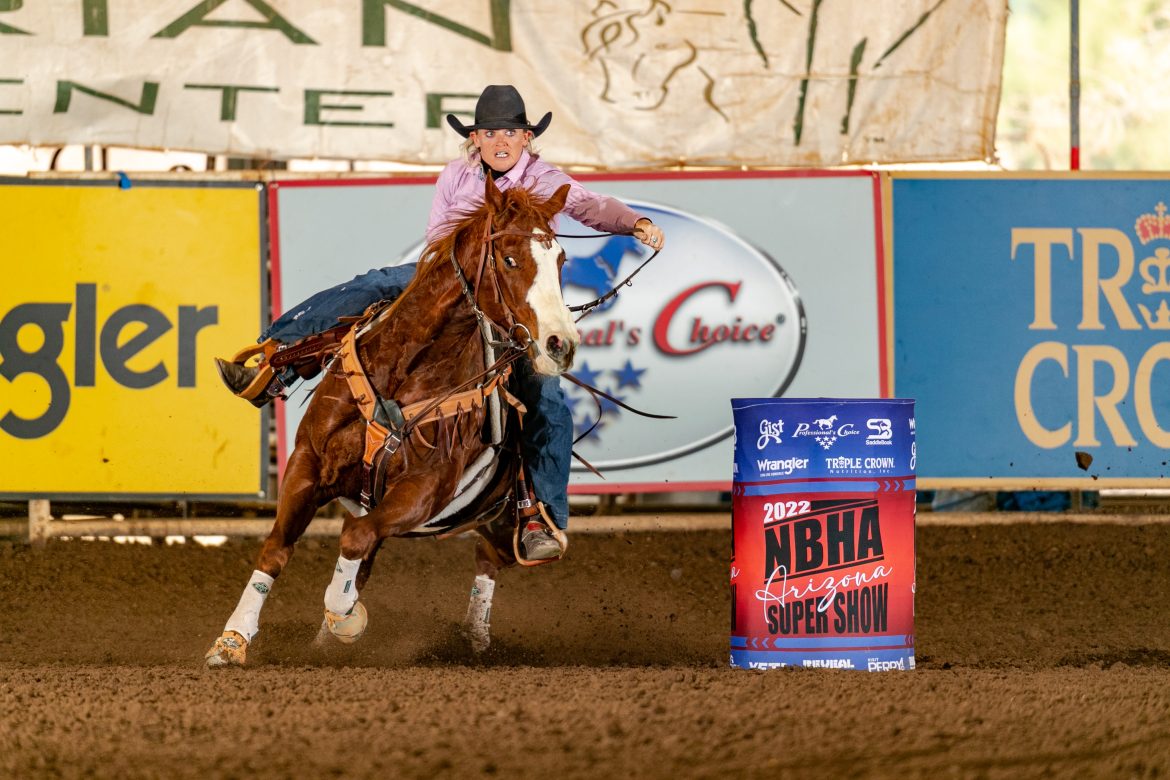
[633,218,665,251]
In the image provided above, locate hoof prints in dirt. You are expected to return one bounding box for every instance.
[1055,648,1170,669]
[5,523,1170,778]
[3,524,1170,668]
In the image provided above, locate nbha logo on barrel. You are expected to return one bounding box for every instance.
[730,398,916,671]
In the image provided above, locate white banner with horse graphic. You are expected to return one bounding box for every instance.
[1,1,1006,167]
[269,171,886,492]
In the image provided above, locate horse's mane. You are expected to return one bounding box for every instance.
[404,186,552,295]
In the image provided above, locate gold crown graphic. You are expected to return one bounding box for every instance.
[1140,247,1170,295]
[1136,202,1170,244]
[1127,204,1170,328]
[1138,299,1170,329]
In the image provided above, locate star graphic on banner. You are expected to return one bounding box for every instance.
[612,359,647,390]
[597,386,625,418]
[563,360,651,447]
[563,391,583,418]
[572,360,604,388]
[574,414,606,442]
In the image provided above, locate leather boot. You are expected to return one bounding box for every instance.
[521,522,564,560]
[215,358,278,408]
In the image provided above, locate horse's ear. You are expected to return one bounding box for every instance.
[484,173,504,213]
[541,183,570,219]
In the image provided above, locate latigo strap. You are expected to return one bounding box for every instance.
[338,324,525,510]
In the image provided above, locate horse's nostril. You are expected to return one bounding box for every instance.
[547,335,563,355]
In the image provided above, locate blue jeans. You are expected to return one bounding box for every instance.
[513,361,572,529]
[264,266,572,529]
[263,265,419,343]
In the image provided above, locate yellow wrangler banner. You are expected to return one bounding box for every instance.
[0,180,266,498]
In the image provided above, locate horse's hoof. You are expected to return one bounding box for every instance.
[204,630,248,668]
[324,601,368,644]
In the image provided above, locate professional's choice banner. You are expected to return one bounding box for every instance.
[892,175,1170,487]
[0,180,267,499]
[270,171,887,492]
[0,1,1005,167]
[729,398,916,671]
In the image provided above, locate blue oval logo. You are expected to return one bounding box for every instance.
[558,201,806,469]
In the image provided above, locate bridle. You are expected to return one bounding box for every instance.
[449,220,663,344]
[448,218,562,359]
[447,218,672,460]
[381,222,542,451]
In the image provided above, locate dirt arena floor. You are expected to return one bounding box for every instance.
[3,515,1170,779]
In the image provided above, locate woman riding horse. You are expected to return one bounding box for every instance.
[215,85,665,560]
[208,176,584,667]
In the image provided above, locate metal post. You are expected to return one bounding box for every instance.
[1070,0,1080,170]
[28,500,51,545]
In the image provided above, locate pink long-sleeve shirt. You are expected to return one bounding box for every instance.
[426,149,643,243]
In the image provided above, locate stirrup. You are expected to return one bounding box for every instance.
[221,339,282,404]
[228,338,278,365]
[513,502,568,567]
[216,358,280,405]
[240,363,279,404]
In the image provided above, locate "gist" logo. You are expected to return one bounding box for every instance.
[756,418,784,450]
[0,283,217,439]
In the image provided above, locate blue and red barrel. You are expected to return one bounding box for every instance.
[730,398,916,671]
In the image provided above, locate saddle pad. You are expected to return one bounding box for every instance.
[337,448,499,537]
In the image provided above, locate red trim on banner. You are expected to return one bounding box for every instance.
[577,169,873,183]
[267,183,289,487]
[732,475,915,488]
[268,169,875,190]
[272,175,439,188]
[870,173,890,396]
[268,184,284,328]
[569,481,730,494]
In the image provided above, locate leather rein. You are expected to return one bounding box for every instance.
[446,220,551,361]
[556,232,663,322]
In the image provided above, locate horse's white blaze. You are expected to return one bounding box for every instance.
[526,232,577,375]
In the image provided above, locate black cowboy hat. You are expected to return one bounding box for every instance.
[446,85,552,138]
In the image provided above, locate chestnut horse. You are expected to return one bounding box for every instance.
[205,176,578,667]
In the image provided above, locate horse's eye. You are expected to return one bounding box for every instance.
[504,256,518,269]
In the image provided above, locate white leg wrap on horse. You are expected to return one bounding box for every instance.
[223,570,275,642]
[464,574,495,653]
[324,556,362,616]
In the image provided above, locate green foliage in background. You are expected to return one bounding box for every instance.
[998,0,1170,170]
